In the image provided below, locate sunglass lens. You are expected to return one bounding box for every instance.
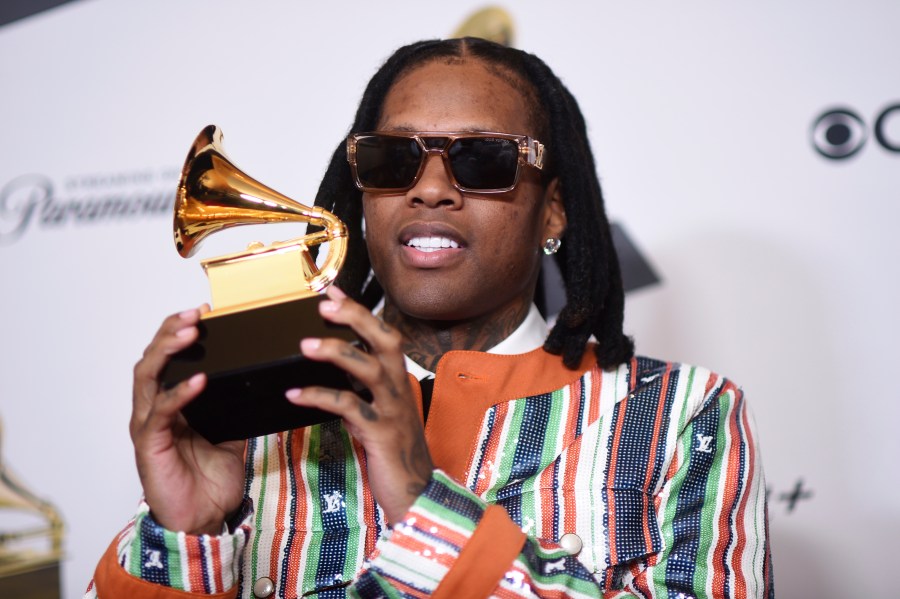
[449,137,519,190]
[355,136,421,190]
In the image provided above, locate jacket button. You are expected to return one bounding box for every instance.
[253,576,275,598]
[559,532,583,556]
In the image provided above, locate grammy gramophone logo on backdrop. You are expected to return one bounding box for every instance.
[0,169,175,245]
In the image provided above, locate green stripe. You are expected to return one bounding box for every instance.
[512,550,600,595]
[485,398,526,503]
[519,402,538,531]
[250,437,269,590]
[349,571,405,598]
[377,553,442,586]
[162,527,184,589]
[128,515,144,576]
[342,429,362,580]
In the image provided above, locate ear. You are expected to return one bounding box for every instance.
[541,177,567,241]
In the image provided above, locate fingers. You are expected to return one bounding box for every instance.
[136,308,203,380]
[132,372,207,440]
[317,290,404,358]
[132,307,206,423]
[302,333,405,402]
[290,288,410,421]
[286,386,379,430]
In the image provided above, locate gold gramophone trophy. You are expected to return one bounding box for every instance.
[160,125,358,443]
[0,417,64,599]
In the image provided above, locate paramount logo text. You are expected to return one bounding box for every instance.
[0,169,176,244]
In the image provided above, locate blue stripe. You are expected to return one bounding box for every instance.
[198,538,212,593]
[314,420,350,590]
[242,436,257,497]
[510,394,553,481]
[665,396,721,592]
[609,369,674,557]
[138,514,170,585]
[574,374,586,440]
[423,475,486,522]
[496,393,552,524]
[469,404,497,491]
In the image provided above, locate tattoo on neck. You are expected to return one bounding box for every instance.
[384,301,530,372]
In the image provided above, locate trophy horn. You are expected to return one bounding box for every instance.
[172,125,347,313]
[174,125,343,258]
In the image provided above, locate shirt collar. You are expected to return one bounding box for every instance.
[404,304,548,380]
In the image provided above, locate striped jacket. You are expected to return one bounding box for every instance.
[88,347,773,598]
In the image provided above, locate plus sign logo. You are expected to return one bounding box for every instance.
[767,478,814,514]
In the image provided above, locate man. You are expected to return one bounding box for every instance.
[87,38,772,598]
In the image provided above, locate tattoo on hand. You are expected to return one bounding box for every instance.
[358,400,378,422]
[400,433,432,497]
[339,346,367,363]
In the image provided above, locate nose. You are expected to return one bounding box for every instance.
[406,152,463,209]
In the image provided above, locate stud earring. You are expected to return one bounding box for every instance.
[543,237,561,255]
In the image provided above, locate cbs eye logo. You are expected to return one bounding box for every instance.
[811,103,900,160]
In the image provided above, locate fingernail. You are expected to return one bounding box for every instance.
[320,300,339,313]
[301,338,321,353]
[285,388,302,401]
[176,326,195,338]
[179,309,197,320]
[187,373,204,388]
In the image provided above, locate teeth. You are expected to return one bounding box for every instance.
[406,236,460,252]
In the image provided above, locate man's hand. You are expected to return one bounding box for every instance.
[130,307,246,535]
[286,286,433,524]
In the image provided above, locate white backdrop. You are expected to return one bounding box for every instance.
[1,2,898,597]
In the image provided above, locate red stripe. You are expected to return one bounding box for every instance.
[209,537,224,593]
[268,432,289,577]
[283,430,311,595]
[561,381,584,534]
[712,385,743,598]
[404,511,470,549]
[185,536,205,592]
[587,365,602,425]
[729,392,753,599]
[388,533,458,569]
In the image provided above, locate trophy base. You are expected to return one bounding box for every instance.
[160,295,363,443]
[0,559,61,599]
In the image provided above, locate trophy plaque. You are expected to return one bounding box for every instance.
[160,125,361,443]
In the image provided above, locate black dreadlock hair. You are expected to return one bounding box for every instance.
[311,38,634,369]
